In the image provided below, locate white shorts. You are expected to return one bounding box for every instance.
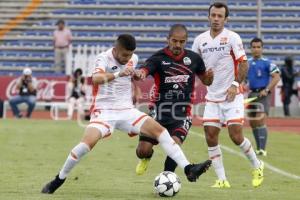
[87,108,149,138]
[203,94,244,128]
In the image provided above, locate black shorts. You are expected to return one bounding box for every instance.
[247,91,271,117]
[139,117,192,145]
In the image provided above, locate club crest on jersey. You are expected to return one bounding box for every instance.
[183,57,191,65]
[220,37,228,45]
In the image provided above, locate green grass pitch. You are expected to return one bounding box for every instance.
[0,119,299,200]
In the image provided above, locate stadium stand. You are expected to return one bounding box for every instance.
[0,0,300,75]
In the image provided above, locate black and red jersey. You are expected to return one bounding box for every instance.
[140,47,206,124]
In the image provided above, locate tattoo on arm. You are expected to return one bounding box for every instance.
[236,60,248,83]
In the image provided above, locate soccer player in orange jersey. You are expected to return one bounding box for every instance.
[192,2,264,188]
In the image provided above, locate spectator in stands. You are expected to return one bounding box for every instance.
[247,37,280,156]
[280,56,300,116]
[9,68,37,118]
[66,68,86,120]
[53,19,72,73]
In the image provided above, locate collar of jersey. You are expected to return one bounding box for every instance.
[163,47,186,62]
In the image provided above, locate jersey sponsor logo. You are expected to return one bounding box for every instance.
[202,42,207,47]
[183,57,191,65]
[165,75,189,83]
[162,61,171,65]
[202,46,225,53]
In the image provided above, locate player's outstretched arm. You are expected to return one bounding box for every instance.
[198,68,214,86]
[92,68,134,85]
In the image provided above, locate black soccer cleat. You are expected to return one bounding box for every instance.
[41,174,66,194]
[184,160,212,182]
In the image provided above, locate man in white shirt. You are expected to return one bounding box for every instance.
[192,2,264,188]
[53,19,72,73]
[41,34,211,194]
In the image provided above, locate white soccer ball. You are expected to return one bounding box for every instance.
[154,171,181,197]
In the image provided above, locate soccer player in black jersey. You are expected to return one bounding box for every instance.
[134,24,214,175]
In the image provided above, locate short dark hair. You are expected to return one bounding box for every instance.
[250,37,264,47]
[208,2,229,18]
[56,19,65,25]
[74,68,83,76]
[168,24,188,38]
[116,34,136,51]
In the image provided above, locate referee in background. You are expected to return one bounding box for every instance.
[247,37,280,156]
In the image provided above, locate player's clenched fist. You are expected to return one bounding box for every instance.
[119,67,134,77]
[204,68,214,85]
[226,85,237,102]
[133,69,147,80]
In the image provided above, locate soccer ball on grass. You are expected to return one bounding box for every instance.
[154,171,181,197]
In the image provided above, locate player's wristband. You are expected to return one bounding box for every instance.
[232,81,239,87]
[113,72,120,79]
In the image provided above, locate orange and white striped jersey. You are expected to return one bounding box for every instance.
[192,28,247,102]
[90,48,138,111]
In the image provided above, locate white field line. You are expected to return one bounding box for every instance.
[190,130,300,180]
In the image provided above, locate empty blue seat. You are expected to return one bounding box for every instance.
[40,32,51,36]
[235,12,256,17]
[262,24,279,29]
[0,62,14,67]
[25,31,37,36]
[290,35,300,40]
[264,2,286,7]
[77,32,89,37]
[95,11,107,15]
[15,62,25,67]
[83,10,96,15]
[6,52,17,57]
[289,2,300,6]
[7,41,21,46]
[263,35,275,40]
[19,52,30,57]
[276,35,289,40]
[41,62,53,68]
[239,2,256,6]
[285,46,295,50]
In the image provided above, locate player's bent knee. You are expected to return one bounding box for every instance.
[82,126,107,149]
[136,141,153,158]
[136,147,151,158]
[86,124,110,139]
